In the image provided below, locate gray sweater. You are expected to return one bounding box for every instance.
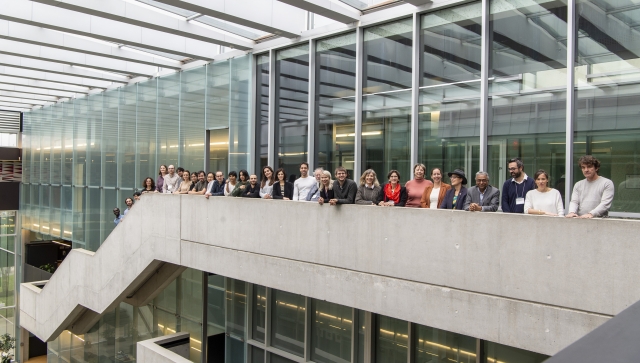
[355,185,381,205]
[569,176,614,217]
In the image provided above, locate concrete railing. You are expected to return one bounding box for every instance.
[20,193,640,356]
[137,332,191,363]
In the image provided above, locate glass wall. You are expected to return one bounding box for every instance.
[316,32,357,174]
[362,18,413,180]
[276,44,310,178]
[484,340,548,363]
[575,0,640,213]
[311,300,352,363]
[414,324,476,363]
[271,289,306,356]
[419,2,482,180]
[375,315,408,362]
[256,54,270,171]
[0,212,18,361]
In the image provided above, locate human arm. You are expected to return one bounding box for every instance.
[566,183,581,217]
[336,182,357,204]
[483,188,500,212]
[420,186,431,208]
[396,188,408,207]
[292,181,300,201]
[355,186,370,205]
[463,192,472,211]
[231,183,244,197]
[272,184,283,199]
[501,182,511,213]
[243,186,260,198]
[555,189,565,217]
[587,179,614,217]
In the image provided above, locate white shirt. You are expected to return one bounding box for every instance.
[260,180,274,198]
[224,181,237,196]
[524,188,564,216]
[429,187,439,209]
[293,176,316,201]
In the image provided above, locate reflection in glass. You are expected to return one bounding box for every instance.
[414,324,476,363]
[226,278,247,339]
[276,44,310,177]
[419,3,482,178]
[311,299,352,363]
[271,289,305,357]
[252,284,266,342]
[316,32,356,173]
[208,274,226,336]
[488,0,567,199]
[251,345,265,363]
[256,54,270,171]
[180,67,207,172]
[376,315,408,363]
[575,0,640,213]
[484,340,548,363]
[363,18,413,178]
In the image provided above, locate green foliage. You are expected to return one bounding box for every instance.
[0,333,15,363]
[39,263,57,274]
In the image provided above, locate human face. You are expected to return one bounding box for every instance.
[508,162,522,179]
[389,172,399,185]
[264,168,273,179]
[450,174,461,187]
[535,174,548,190]
[198,172,205,182]
[475,174,488,192]
[160,165,167,174]
[216,172,224,182]
[365,172,375,185]
[581,164,598,181]
[168,165,175,175]
[113,208,120,217]
[229,174,237,183]
[146,178,152,187]
[183,172,190,181]
[314,169,322,181]
[191,173,198,183]
[125,198,133,207]
[240,172,247,182]
[207,173,214,182]
[321,174,330,186]
[277,171,285,181]
[431,169,442,183]
[249,174,258,185]
[300,164,309,177]
[336,170,347,182]
[414,166,425,180]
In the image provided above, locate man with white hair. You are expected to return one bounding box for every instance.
[464,171,500,212]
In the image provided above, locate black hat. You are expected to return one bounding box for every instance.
[447,169,467,185]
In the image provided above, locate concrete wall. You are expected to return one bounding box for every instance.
[137,333,192,363]
[23,194,640,356]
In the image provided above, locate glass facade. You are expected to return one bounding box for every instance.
[0,212,18,362]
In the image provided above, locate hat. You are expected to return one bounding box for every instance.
[447,169,467,185]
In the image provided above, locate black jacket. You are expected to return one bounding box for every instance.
[242,183,260,198]
[332,179,357,204]
[376,183,408,206]
[319,187,334,201]
[439,187,468,210]
[272,182,294,200]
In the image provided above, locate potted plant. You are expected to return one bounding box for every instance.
[0,334,15,363]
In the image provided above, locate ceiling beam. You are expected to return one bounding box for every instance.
[276,0,361,24]
[0,102,32,111]
[0,96,53,106]
[0,90,59,102]
[0,75,91,94]
[152,0,305,38]
[0,84,78,98]
[0,38,158,78]
[1,0,253,60]
[0,54,129,84]
[0,20,181,70]
[401,0,432,6]
[0,66,117,89]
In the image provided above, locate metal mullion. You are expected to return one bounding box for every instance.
[204,64,210,172]
[407,322,414,363]
[565,0,576,214]
[228,60,233,173]
[265,287,273,348]
[475,338,485,363]
[304,297,311,361]
[268,50,277,168]
[410,12,420,175]
[308,39,317,170]
[250,55,258,173]
[201,272,208,363]
[364,312,373,363]
[354,26,364,179]
[479,0,490,172]
[247,283,255,342]
[350,309,357,363]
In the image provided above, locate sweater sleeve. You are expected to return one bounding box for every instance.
[292,180,300,201]
[555,189,565,216]
[568,182,581,214]
[590,179,615,217]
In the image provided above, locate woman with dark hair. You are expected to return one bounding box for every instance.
[421,167,451,209]
[355,169,381,205]
[141,177,156,194]
[525,169,564,216]
[260,166,276,199]
[272,168,293,200]
[155,165,167,193]
[439,169,468,210]
[231,169,250,197]
[378,170,407,207]
[188,172,198,192]
[224,171,238,196]
[174,169,191,194]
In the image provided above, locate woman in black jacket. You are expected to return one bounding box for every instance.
[272,168,294,200]
[317,170,334,205]
[440,169,468,210]
[377,169,408,206]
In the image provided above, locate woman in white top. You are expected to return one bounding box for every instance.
[524,169,564,216]
[260,166,275,199]
[224,171,238,196]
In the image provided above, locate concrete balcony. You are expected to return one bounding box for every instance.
[20,193,640,356]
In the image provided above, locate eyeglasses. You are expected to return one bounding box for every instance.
[508,167,518,171]
[450,175,460,179]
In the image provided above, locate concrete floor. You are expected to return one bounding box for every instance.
[25,356,47,363]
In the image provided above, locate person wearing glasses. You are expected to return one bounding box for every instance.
[439,169,468,210]
[501,158,535,213]
[464,171,500,212]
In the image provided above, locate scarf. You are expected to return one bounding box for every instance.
[384,183,401,204]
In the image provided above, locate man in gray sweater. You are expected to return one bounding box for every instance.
[566,155,615,218]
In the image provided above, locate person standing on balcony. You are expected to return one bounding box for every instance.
[501,158,535,213]
[260,166,276,199]
[293,162,316,201]
[123,198,134,215]
[378,170,407,207]
[156,165,167,193]
[189,171,207,195]
[224,171,238,196]
[205,171,226,199]
[405,163,433,207]
[355,169,381,205]
[176,166,185,189]
[566,155,614,218]
[174,170,192,194]
[317,170,334,205]
[113,208,123,225]
[440,169,468,210]
[330,166,357,205]
[141,177,156,194]
[163,165,180,194]
[272,168,293,200]
[524,169,564,216]
[306,167,324,201]
[231,170,250,197]
[242,174,261,198]
[420,168,450,209]
[464,171,500,212]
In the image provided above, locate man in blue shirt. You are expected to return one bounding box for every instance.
[501,158,535,213]
[113,208,124,225]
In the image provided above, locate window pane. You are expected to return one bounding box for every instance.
[271,289,305,357]
[414,324,476,363]
[208,274,226,336]
[252,284,266,342]
[226,278,247,339]
[316,32,356,173]
[358,310,365,363]
[256,54,270,171]
[419,3,482,184]
[251,345,265,363]
[363,18,413,179]
[269,353,297,363]
[276,44,309,177]
[484,340,548,363]
[575,0,640,213]
[103,89,119,188]
[376,315,407,363]
[157,73,180,168]
[311,299,352,363]
[119,85,137,190]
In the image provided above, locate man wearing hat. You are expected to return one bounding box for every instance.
[464,171,500,212]
[439,169,468,210]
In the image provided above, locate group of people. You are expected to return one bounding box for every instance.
[114,155,615,224]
